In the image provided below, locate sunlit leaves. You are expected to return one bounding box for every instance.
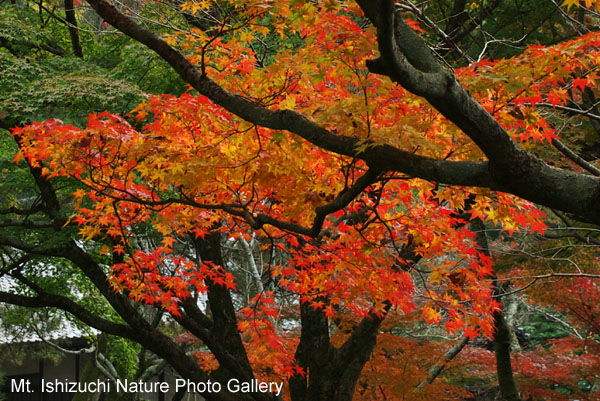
[14,1,595,396]
[562,0,598,9]
[354,334,472,400]
[238,292,302,379]
[459,31,600,145]
[13,0,550,339]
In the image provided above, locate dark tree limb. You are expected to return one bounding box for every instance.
[174,302,250,377]
[0,35,66,57]
[190,233,275,401]
[357,0,600,224]
[12,134,62,220]
[0,204,44,216]
[416,336,469,388]
[289,303,333,401]
[64,0,83,57]
[444,0,468,39]
[471,219,521,401]
[399,1,472,63]
[83,0,600,225]
[331,306,389,400]
[446,0,503,45]
[551,138,600,176]
[0,289,136,339]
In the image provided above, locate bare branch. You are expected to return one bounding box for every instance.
[551,138,600,176]
[416,337,469,388]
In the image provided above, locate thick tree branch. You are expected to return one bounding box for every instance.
[443,0,468,40]
[399,1,472,64]
[369,3,449,95]
[289,302,333,401]
[12,133,62,220]
[471,219,521,401]
[0,204,44,216]
[358,0,600,224]
[64,0,83,57]
[0,35,66,57]
[83,0,490,187]
[445,0,503,45]
[194,233,274,401]
[85,0,600,224]
[332,307,388,400]
[0,219,65,229]
[175,298,268,396]
[416,336,469,388]
[551,138,600,176]
[0,290,136,339]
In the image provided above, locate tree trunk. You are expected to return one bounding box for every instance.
[493,307,521,401]
[504,290,522,352]
[471,219,521,401]
[64,0,83,58]
[289,303,384,401]
[71,359,103,401]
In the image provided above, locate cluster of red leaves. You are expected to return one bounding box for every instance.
[15,3,596,389]
[12,97,507,339]
[458,337,600,401]
[459,32,600,145]
[110,251,235,317]
[237,292,303,380]
[350,333,471,401]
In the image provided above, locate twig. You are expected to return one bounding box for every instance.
[416,337,469,388]
[551,138,600,176]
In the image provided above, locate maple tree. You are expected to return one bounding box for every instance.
[3,0,600,400]
[453,226,600,400]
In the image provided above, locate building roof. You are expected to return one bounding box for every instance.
[0,319,94,345]
[0,277,98,345]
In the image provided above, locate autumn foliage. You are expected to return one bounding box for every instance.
[4,0,600,400]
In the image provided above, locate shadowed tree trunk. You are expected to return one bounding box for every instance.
[472,219,521,401]
[505,291,522,352]
[289,303,385,401]
[493,305,521,401]
[64,0,83,58]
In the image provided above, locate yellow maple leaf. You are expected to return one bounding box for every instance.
[561,0,582,8]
